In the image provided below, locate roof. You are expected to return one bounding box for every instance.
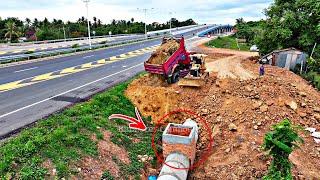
[260,47,303,60]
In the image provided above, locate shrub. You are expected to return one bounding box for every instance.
[101,171,114,180]
[71,44,80,48]
[25,50,34,54]
[262,119,303,180]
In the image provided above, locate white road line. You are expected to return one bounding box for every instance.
[83,55,94,59]
[0,63,143,119]
[14,67,38,73]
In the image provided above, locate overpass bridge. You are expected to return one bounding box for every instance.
[197,24,233,37]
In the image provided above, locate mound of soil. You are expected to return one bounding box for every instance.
[125,47,320,179]
[147,39,179,64]
[125,74,180,122]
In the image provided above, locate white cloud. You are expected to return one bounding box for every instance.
[0,0,273,25]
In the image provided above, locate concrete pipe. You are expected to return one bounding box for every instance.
[158,152,190,180]
[158,119,199,180]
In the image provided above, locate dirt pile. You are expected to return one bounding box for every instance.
[147,39,179,64]
[125,47,320,179]
[125,74,180,121]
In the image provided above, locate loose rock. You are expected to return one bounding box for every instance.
[229,123,237,131]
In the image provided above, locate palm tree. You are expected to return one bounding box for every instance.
[25,18,31,27]
[236,18,244,25]
[5,20,18,43]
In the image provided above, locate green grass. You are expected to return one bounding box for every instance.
[206,36,251,51]
[0,75,161,179]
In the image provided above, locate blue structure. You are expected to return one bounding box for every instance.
[197,24,233,37]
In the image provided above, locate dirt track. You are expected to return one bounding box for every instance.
[125,46,320,179]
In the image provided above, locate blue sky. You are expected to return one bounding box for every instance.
[0,0,273,25]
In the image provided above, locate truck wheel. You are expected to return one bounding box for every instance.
[171,72,180,83]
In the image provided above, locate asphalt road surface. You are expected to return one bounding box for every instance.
[0,26,210,138]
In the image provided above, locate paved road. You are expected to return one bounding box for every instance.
[0,26,209,138]
[0,25,207,57]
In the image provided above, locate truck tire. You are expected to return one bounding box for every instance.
[171,71,180,83]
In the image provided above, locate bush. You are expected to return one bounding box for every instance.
[25,51,34,54]
[262,119,303,180]
[101,171,114,180]
[302,71,320,90]
[71,44,80,48]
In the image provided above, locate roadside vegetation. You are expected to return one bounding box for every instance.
[207,36,251,51]
[0,16,196,42]
[262,119,303,179]
[0,76,160,179]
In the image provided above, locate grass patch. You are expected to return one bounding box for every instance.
[0,75,160,179]
[207,35,251,51]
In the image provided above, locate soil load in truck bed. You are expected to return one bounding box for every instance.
[147,39,180,64]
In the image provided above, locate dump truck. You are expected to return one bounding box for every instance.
[144,37,191,84]
[144,37,209,86]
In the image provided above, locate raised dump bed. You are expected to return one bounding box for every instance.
[144,37,191,83]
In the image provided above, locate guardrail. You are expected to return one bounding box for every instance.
[8,34,140,46]
[6,25,201,46]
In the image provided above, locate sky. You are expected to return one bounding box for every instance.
[0,0,273,25]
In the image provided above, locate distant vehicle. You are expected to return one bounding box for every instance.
[18,37,27,43]
[250,45,259,52]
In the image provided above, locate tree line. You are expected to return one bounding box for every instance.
[235,0,319,59]
[0,17,196,42]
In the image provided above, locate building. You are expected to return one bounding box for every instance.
[260,47,308,73]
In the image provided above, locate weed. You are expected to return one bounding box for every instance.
[101,170,115,180]
[262,119,303,180]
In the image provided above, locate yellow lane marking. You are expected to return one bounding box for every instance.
[81,63,94,69]
[60,67,83,74]
[12,50,23,54]
[32,73,57,81]
[28,48,36,51]
[109,56,118,61]
[0,51,7,55]
[0,45,156,93]
[97,59,106,64]
[0,80,26,91]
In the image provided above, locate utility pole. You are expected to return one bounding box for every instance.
[169,12,175,35]
[169,12,172,35]
[63,26,66,41]
[137,8,154,39]
[83,0,92,49]
[310,42,317,58]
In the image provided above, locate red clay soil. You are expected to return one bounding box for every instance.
[126,47,320,179]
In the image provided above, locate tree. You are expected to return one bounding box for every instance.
[33,18,39,28]
[236,17,244,25]
[262,119,303,180]
[4,20,19,42]
[93,16,97,28]
[25,18,31,27]
[255,0,320,57]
